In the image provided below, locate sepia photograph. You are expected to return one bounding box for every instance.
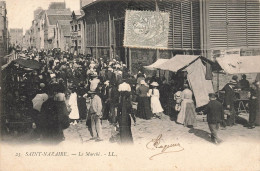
[0,0,260,170]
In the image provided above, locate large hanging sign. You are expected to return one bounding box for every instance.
[124,10,169,49]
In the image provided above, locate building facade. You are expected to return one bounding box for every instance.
[82,0,201,73]
[22,30,30,49]
[0,1,8,57]
[43,2,71,50]
[200,0,260,59]
[82,0,260,73]
[9,28,23,48]
[54,20,71,51]
[70,10,85,55]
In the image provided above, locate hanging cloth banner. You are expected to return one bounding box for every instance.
[124,10,169,49]
[186,59,214,108]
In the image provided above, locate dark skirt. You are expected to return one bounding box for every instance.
[118,92,133,144]
[137,96,152,120]
[184,103,197,127]
[118,114,133,144]
[77,97,87,119]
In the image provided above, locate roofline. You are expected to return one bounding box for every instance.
[82,1,100,10]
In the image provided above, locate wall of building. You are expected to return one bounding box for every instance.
[9,28,23,47]
[201,0,260,59]
[83,1,201,73]
[0,1,8,57]
[71,17,84,54]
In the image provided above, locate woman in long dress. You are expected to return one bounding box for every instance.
[136,80,152,120]
[177,84,197,127]
[68,87,79,125]
[117,80,133,144]
[148,82,164,119]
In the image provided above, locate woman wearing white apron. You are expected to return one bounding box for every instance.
[177,84,197,127]
[68,89,79,125]
[148,82,164,119]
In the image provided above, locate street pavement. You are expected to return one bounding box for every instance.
[62,113,260,145]
[1,112,260,171]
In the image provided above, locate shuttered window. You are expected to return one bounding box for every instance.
[168,1,200,50]
[208,0,260,48]
[209,0,228,48]
[192,1,201,50]
[97,21,109,46]
[247,0,260,46]
[158,1,174,49]
[227,0,247,47]
[86,22,96,46]
[173,2,182,49]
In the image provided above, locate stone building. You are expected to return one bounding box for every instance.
[9,28,23,48]
[0,1,9,57]
[54,20,71,51]
[70,10,85,55]
[43,2,71,50]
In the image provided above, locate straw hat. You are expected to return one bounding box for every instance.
[88,90,96,94]
[175,91,181,98]
[140,80,146,85]
[151,82,159,87]
[40,83,45,88]
[104,80,110,85]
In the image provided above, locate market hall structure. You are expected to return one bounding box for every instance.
[80,0,260,73]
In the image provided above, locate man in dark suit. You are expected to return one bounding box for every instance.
[222,76,239,126]
[204,93,224,144]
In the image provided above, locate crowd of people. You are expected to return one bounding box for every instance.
[1,49,259,145]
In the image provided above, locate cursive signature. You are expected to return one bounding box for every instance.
[146,134,184,160]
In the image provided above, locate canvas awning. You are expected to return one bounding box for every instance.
[216,55,260,74]
[154,54,215,108]
[156,55,200,72]
[144,59,169,70]
[12,58,42,70]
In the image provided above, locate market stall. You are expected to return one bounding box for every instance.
[216,55,260,124]
[155,55,216,108]
[1,58,43,136]
[144,59,169,70]
[216,55,260,74]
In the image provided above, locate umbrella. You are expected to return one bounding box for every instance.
[32,94,48,112]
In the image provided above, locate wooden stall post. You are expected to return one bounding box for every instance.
[129,48,132,73]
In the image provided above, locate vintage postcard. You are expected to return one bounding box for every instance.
[1,0,260,170]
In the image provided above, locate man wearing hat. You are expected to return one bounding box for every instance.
[88,90,103,141]
[222,76,239,126]
[204,93,224,144]
[89,72,100,92]
[106,67,116,83]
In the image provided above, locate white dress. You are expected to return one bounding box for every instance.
[148,89,164,113]
[68,92,79,119]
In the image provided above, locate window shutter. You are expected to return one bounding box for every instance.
[192,1,201,50]
[247,0,260,47]
[182,1,192,49]
[209,0,228,48]
[227,0,247,47]
[158,1,174,49]
[173,2,182,49]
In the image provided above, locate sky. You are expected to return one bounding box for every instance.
[5,0,80,34]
